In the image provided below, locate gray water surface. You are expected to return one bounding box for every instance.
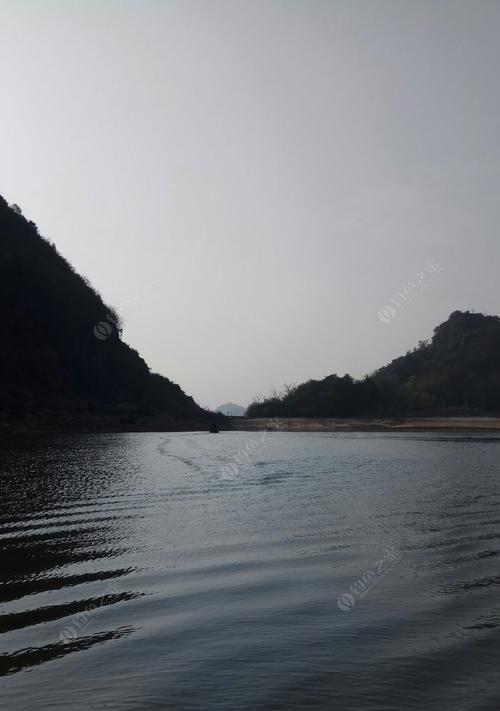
[1,431,499,710]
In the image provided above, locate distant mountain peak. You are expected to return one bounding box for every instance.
[216,402,246,416]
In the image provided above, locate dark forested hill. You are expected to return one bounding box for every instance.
[247,310,500,418]
[0,195,212,427]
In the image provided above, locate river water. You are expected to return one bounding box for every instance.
[1,431,499,710]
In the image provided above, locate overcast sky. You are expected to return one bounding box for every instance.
[1,0,499,409]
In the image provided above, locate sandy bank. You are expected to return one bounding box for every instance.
[225,417,500,433]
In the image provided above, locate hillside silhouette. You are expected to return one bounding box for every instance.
[0,195,214,429]
[247,310,500,418]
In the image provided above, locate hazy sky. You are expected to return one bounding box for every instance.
[1,1,499,409]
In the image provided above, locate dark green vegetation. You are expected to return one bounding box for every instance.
[247,311,500,418]
[0,196,216,428]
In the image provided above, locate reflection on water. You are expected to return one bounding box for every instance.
[1,431,500,709]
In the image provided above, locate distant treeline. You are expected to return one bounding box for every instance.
[247,311,500,418]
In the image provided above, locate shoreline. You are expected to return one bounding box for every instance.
[225,416,500,433]
[0,414,223,435]
[3,415,500,435]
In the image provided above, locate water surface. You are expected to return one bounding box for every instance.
[1,431,500,710]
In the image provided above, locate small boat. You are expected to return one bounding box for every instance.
[209,423,219,433]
